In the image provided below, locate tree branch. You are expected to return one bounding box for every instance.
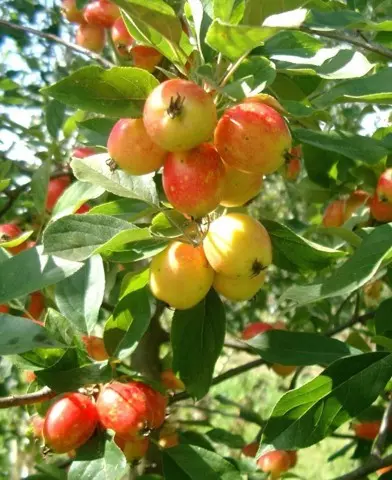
[301,27,392,60]
[0,19,114,68]
[0,387,56,409]
[373,396,392,457]
[333,453,392,480]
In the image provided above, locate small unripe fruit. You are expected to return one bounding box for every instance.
[159,431,179,449]
[282,145,302,181]
[0,223,27,254]
[163,144,225,218]
[82,335,109,361]
[213,271,266,301]
[76,24,106,53]
[143,79,217,152]
[346,190,370,217]
[73,147,96,158]
[353,421,381,440]
[160,369,184,391]
[84,0,120,28]
[322,199,346,227]
[114,434,149,461]
[257,450,291,479]
[204,213,272,278]
[377,169,392,203]
[149,241,214,310]
[24,370,37,383]
[31,415,44,438]
[107,118,167,175]
[242,322,274,340]
[242,442,258,457]
[43,393,98,453]
[271,364,296,377]
[220,165,263,207]
[370,194,392,222]
[61,0,85,23]
[46,176,71,211]
[97,381,167,439]
[214,102,292,175]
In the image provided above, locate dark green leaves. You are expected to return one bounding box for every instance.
[171,290,226,400]
[0,314,63,355]
[71,154,159,205]
[0,246,82,303]
[41,66,158,117]
[281,224,392,306]
[163,445,241,480]
[261,352,392,450]
[55,255,105,334]
[246,330,359,366]
[262,219,345,273]
[43,214,150,262]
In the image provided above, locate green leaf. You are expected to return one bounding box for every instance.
[172,290,226,400]
[163,445,241,480]
[247,330,360,366]
[0,246,83,303]
[262,219,345,273]
[314,67,392,106]
[150,210,189,238]
[102,237,168,263]
[371,335,392,352]
[55,255,105,334]
[206,19,277,60]
[43,214,151,261]
[206,429,245,449]
[104,269,151,358]
[245,0,310,25]
[281,224,392,306]
[0,179,11,192]
[31,162,50,214]
[261,352,392,450]
[294,128,390,165]
[0,314,64,355]
[71,154,159,205]
[89,198,158,220]
[0,230,33,249]
[375,298,392,336]
[52,181,104,218]
[42,66,158,117]
[45,99,65,138]
[264,30,324,57]
[68,438,127,480]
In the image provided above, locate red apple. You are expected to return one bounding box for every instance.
[61,0,85,23]
[46,176,71,211]
[76,23,106,53]
[0,223,27,254]
[73,146,96,158]
[82,335,109,361]
[84,0,120,28]
[370,194,392,222]
[377,168,392,203]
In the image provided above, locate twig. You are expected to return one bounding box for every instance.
[219,50,251,88]
[224,341,252,353]
[289,366,304,390]
[333,452,392,480]
[0,19,114,68]
[325,311,374,337]
[0,387,56,409]
[373,396,392,457]
[301,27,392,60]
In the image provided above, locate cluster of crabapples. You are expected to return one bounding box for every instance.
[322,168,392,227]
[30,379,172,462]
[62,0,161,71]
[104,77,299,309]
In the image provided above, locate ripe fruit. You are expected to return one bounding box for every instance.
[287,451,298,468]
[213,271,266,301]
[0,223,27,254]
[220,165,263,207]
[163,144,225,218]
[346,190,370,217]
[114,434,149,461]
[31,415,44,438]
[271,364,296,377]
[131,46,162,72]
[76,204,90,214]
[149,241,214,310]
[203,213,272,278]
[76,24,106,53]
[242,442,258,457]
[377,169,392,203]
[84,0,120,28]
[143,79,217,152]
[0,304,9,314]
[107,118,167,175]
[283,145,302,181]
[96,381,167,439]
[46,176,71,211]
[353,421,381,440]
[161,369,184,391]
[111,17,133,56]
[159,430,179,449]
[61,0,85,23]
[82,335,109,361]
[43,393,98,453]
[257,450,291,479]
[214,102,292,175]
[322,199,346,227]
[27,292,45,321]
[73,146,96,158]
[370,194,392,222]
[242,322,273,340]
[24,370,37,383]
